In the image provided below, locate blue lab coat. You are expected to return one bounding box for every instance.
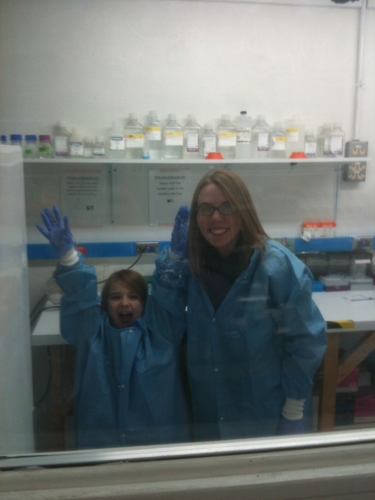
[152,240,327,441]
[55,254,190,449]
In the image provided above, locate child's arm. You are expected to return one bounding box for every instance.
[36,206,100,346]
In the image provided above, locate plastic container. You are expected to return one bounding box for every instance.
[202,123,217,158]
[304,129,317,157]
[69,128,84,158]
[217,114,236,159]
[317,123,332,157]
[251,115,270,159]
[162,114,183,159]
[93,136,106,157]
[183,114,202,159]
[24,135,38,158]
[108,120,125,159]
[125,113,144,159]
[10,134,23,147]
[53,121,70,157]
[144,111,162,159]
[83,137,93,158]
[38,135,53,158]
[206,152,223,160]
[270,122,286,159]
[285,115,305,157]
[235,111,252,159]
[329,123,345,157]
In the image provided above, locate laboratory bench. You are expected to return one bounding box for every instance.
[31,289,375,449]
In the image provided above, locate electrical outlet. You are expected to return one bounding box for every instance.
[136,242,159,254]
[345,140,368,158]
[353,237,373,251]
[274,238,295,252]
[342,162,366,182]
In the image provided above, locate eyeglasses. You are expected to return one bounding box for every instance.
[196,202,236,217]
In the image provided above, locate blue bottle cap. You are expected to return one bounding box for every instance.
[25,134,37,141]
[10,134,23,141]
[1,135,6,142]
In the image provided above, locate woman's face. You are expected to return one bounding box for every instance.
[107,282,144,329]
[196,183,241,258]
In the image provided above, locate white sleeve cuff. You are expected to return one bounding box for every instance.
[59,248,79,266]
[282,398,305,420]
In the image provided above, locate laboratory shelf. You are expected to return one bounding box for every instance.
[22,157,370,165]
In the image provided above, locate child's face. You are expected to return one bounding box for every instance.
[107,282,144,329]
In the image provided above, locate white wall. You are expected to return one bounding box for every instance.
[0,0,374,243]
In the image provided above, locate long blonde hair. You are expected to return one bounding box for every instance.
[188,169,268,277]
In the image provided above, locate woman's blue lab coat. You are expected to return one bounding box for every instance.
[152,240,327,441]
[55,254,190,449]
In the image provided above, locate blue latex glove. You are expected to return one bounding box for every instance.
[171,205,190,256]
[36,205,74,257]
[277,416,304,435]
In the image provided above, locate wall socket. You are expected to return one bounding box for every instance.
[342,162,366,182]
[136,242,159,254]
[345,140,368,157]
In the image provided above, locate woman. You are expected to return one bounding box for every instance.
[152,169,327,441]
[37,206,190,449]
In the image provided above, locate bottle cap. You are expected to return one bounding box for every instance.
[240,111,247,115]
[39,135,51,141]
[10,134,23,141]
[273,122,283,131]
[168,113,176,120]
[25,134,37,141]
[206,152,223,160]
[1,135,6,142]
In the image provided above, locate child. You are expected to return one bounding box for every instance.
[37,206,190,449]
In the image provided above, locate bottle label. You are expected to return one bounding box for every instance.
[70,142,84,156]
[55,136,68,154]
[236,129,251,144]
[218,132,236,147]
[93,146,105,156]
[305,141,317,156]
[186,133,199,152]
[257,132,269,151]
[110,136,125,150]
[203,136,216,156]
[145,126,161,141]
[330,135,343,156]
[271,136,286,151]
[125,134,145,148]
[286,127,299,142]
[164,131,183,146]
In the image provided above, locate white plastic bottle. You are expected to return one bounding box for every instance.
[83,137,93,158]
[217,114,236,159]
[53,121,70,158]
[235,111,252,159]
[270,122,286,159]
[108,120,125,159]
[93,136,106,158]
[251,115,270,159]
[183,114,202,159]
[317,123,333,157]
[202,123,217,158]
[144,111,162,159]
[285,115,305,157]
[125,113,144,159]
[69,128,84,158]
[329,123,345,157]
[162,114,183,159]
[304,130,317,158]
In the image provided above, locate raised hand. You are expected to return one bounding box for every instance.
[36,205,74,257]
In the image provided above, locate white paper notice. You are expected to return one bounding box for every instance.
[149,169,192,226]
[62,167,105,226]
